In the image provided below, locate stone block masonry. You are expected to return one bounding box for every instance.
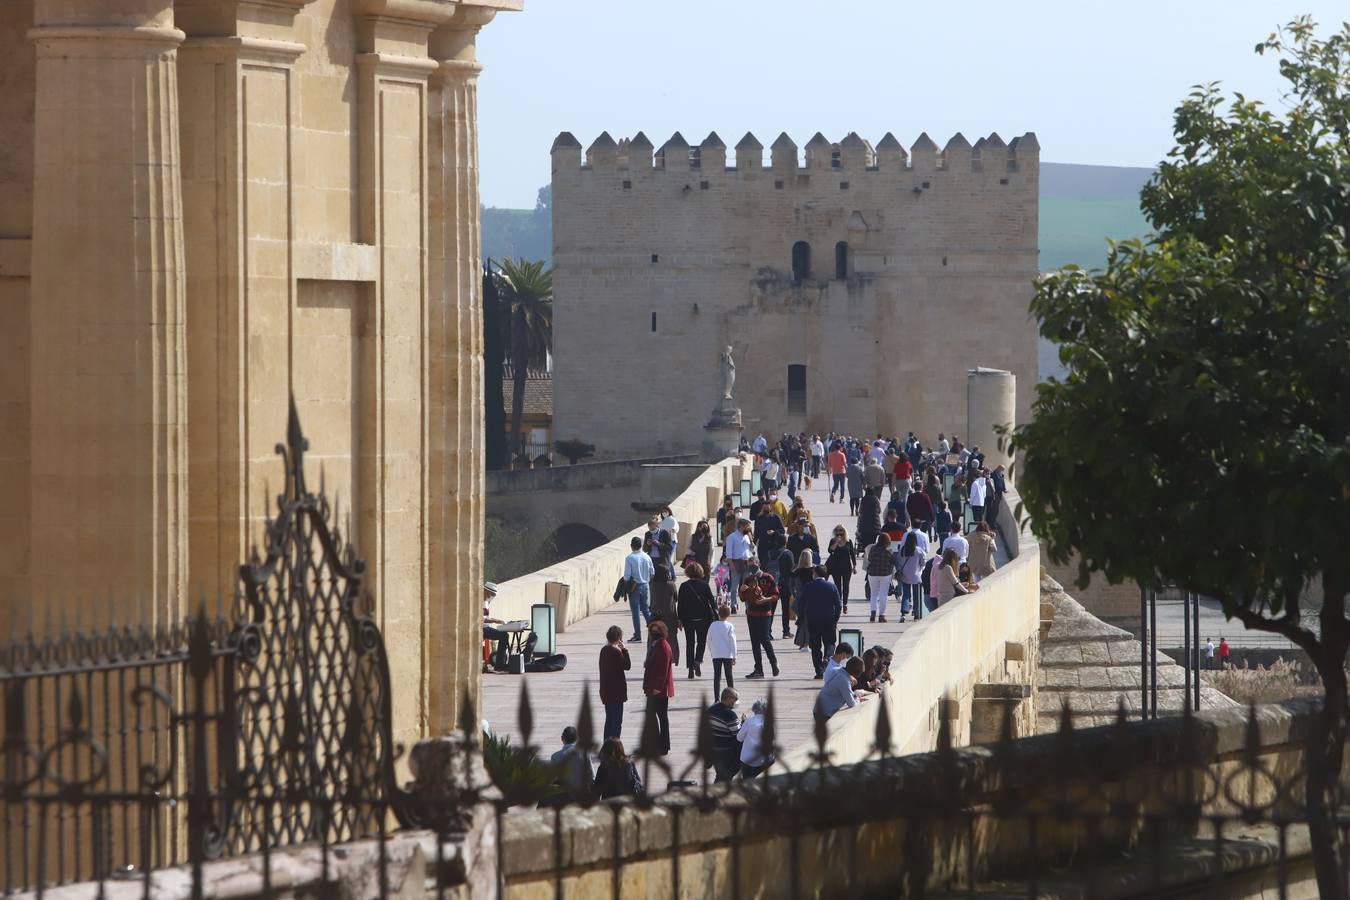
[551,128,1040,458]
[0,0,522,751]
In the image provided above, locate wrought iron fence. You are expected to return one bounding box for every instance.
[1,404,413,897]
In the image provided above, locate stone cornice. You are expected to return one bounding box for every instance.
[352,0,459,27]
[28,24,186,50]
[179,35,307,64]
[356,51,441,79]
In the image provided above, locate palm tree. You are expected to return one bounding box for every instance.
[494,258,552,460]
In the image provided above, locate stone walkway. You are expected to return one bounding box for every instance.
[480,470,997,791]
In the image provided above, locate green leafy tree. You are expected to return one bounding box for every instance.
[494,258,553,458]
[1010,19,1350,894]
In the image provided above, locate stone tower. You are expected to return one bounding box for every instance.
[551,128,1039,457]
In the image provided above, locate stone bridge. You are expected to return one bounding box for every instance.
[486,453,705,557]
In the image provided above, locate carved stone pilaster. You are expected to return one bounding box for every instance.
[28,0,189,624]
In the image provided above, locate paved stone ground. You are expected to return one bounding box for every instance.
[1038,576,1237,733]
[480,472,1005,791]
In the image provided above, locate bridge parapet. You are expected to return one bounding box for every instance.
[489,457,742,627]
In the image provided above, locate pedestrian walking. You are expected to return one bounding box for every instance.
[740,567,780,679]
[865,532,897,623]
[622,536,653,642]
[676,563,717,679]
[708,605,738,698]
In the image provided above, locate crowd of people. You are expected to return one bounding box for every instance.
[527,429,1009,798]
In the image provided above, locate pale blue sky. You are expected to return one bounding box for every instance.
[476,1,1346,209]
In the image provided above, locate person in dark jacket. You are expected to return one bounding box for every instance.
[675,563,717,679]
[642,621,675,756]
[825,526,856,614]
[754,505,785,569]
[856,489,882,551]
[598,625,631,741]
[906,488,934,536]
[705,689,742,783]
[739,567,780,679]
[688,520,714,572]
[797,567,842,677]
[774,544,796,639]
[593,737,644,799]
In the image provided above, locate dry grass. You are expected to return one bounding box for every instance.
[1201,658,1323,705]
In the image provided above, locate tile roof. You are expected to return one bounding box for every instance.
[502,371,552,417]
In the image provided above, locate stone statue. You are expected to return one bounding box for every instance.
[719,345,736,403]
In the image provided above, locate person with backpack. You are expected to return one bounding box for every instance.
[895,531,925,622]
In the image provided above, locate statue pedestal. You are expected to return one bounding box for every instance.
[703,405,743,462]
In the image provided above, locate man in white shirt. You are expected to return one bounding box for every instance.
[623,536,654,642]
[937,434,951,455]
[867,443,886,466]
[941,531,969,564]
[968,471,989,524]
[737,699,774,779]
[810,436,825,478]
[659,506,679,573]
[905,523,931,559]
[724,520,755,613]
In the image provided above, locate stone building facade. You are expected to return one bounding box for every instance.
[551,129,1040,458]
[0,0,518,745]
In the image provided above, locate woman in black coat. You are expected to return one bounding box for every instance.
[675,563,718,678]
[594,737,644,799]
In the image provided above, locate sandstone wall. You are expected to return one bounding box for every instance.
[551,131,1040,458]
[0,0,521,747]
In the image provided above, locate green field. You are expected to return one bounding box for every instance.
[1040,196,1152,272]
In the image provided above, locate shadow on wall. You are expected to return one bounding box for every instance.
[485,516,560,584]
[550,522,607,560]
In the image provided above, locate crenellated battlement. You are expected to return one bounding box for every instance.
[551,129,1038,175]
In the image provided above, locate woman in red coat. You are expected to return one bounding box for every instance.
[642,620,676,756]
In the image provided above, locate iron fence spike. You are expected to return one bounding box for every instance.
[999,697,1015,746]
[576,684,596,754]
[873,690,892,757]
[1244,703,1261,765]
[936,711,953,755]
[517,678,534,751]
[761,684,778,762]
[458,688,478,743]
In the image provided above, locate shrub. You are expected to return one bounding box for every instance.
[481,731,564,808]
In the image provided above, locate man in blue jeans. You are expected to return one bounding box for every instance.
[623,536,654,642]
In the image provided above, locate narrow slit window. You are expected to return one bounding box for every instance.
[835,241,848,280]
[787,364,807,415]
[651,312,657,332]
[791,241,810,283]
